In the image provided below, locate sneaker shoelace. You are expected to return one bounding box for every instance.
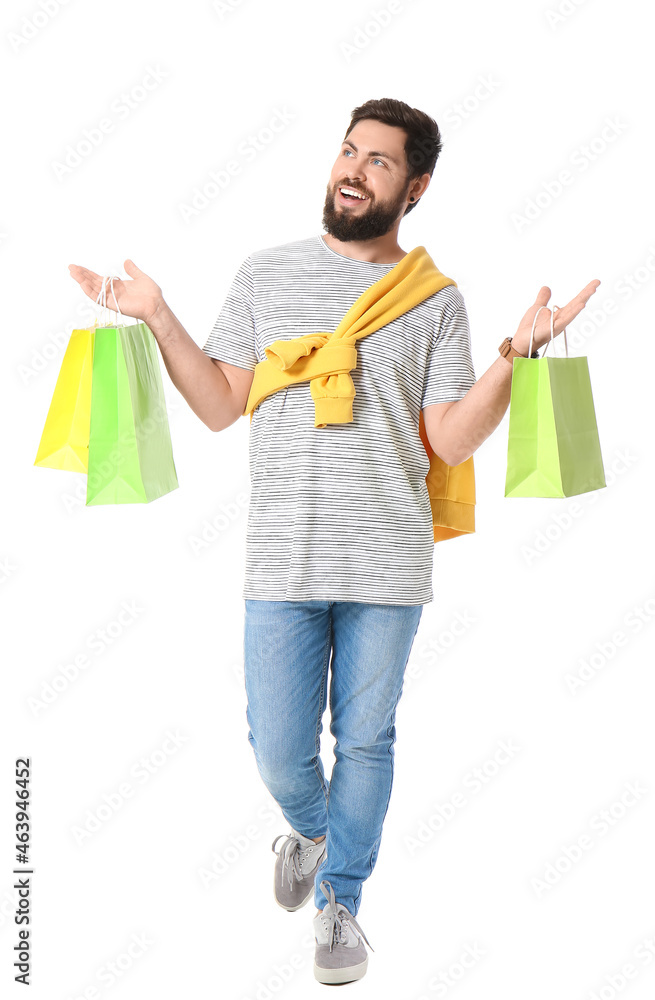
[318,879,374,953]
[272,833,324,892]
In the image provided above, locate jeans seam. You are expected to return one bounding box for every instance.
[313,611,332,810]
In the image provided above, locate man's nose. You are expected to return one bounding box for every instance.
[341,163,366,182]
[341,167,366,185]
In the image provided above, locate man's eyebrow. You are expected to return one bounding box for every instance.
[341,139,401,166]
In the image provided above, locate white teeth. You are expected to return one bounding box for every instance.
[340,187,367,200]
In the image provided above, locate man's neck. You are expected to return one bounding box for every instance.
[321,231,407,265]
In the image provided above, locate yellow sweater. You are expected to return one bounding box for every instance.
[242,245,475,542]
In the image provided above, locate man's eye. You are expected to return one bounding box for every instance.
[342,149,384,166]
[342,150,385,166]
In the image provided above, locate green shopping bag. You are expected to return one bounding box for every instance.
[86,320,179,505]
[505,305,606,498]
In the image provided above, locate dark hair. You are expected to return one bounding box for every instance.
[343,98,442,216]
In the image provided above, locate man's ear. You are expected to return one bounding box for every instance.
[411,172,431,201]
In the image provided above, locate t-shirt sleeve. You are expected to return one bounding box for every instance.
[201,256,258,371]
[421,287,477,408]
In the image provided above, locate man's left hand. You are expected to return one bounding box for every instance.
[512,280,601,356]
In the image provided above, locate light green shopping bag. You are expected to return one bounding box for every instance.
[86,320,178,506]
[505,306,606,498]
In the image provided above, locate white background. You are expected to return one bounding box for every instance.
[2,0,654,997]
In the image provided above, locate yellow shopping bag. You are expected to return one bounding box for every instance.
[34,326,95,473]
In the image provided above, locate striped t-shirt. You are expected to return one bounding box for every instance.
[202,234,476,605]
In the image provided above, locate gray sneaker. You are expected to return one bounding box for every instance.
[272,829,327,912]
[313,879,374,984]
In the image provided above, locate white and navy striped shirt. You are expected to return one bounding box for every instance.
[202,234,476,605]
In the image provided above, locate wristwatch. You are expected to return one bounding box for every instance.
[498,336,540,362]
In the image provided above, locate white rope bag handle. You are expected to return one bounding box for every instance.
[94,275,129,328]
[528,303,567,358]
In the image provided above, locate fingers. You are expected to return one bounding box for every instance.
[550,279,601,333]
[68,267,120,311]
[68,265,103,301]
[68,265,98,286]
[518,287,550,329]
[68,266,126,310]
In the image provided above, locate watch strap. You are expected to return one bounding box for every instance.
[499,336,539,362]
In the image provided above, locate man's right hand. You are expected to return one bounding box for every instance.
[68,259,164,326]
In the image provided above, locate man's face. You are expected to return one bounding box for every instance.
[322,119,414,242]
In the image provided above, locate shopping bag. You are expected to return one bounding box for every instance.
[505,304,606,498]
[86,317,178,505]
[34,274,179,505]
[33,326,95,472]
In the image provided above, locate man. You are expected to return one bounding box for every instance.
[68,97,599,986]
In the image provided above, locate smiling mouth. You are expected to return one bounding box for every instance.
[337,187,369,205]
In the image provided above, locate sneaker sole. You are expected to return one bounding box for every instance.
[313,955,368,984]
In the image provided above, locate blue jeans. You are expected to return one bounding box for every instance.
[243,599,423,916]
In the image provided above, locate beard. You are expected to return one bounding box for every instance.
[321,179,411,242]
